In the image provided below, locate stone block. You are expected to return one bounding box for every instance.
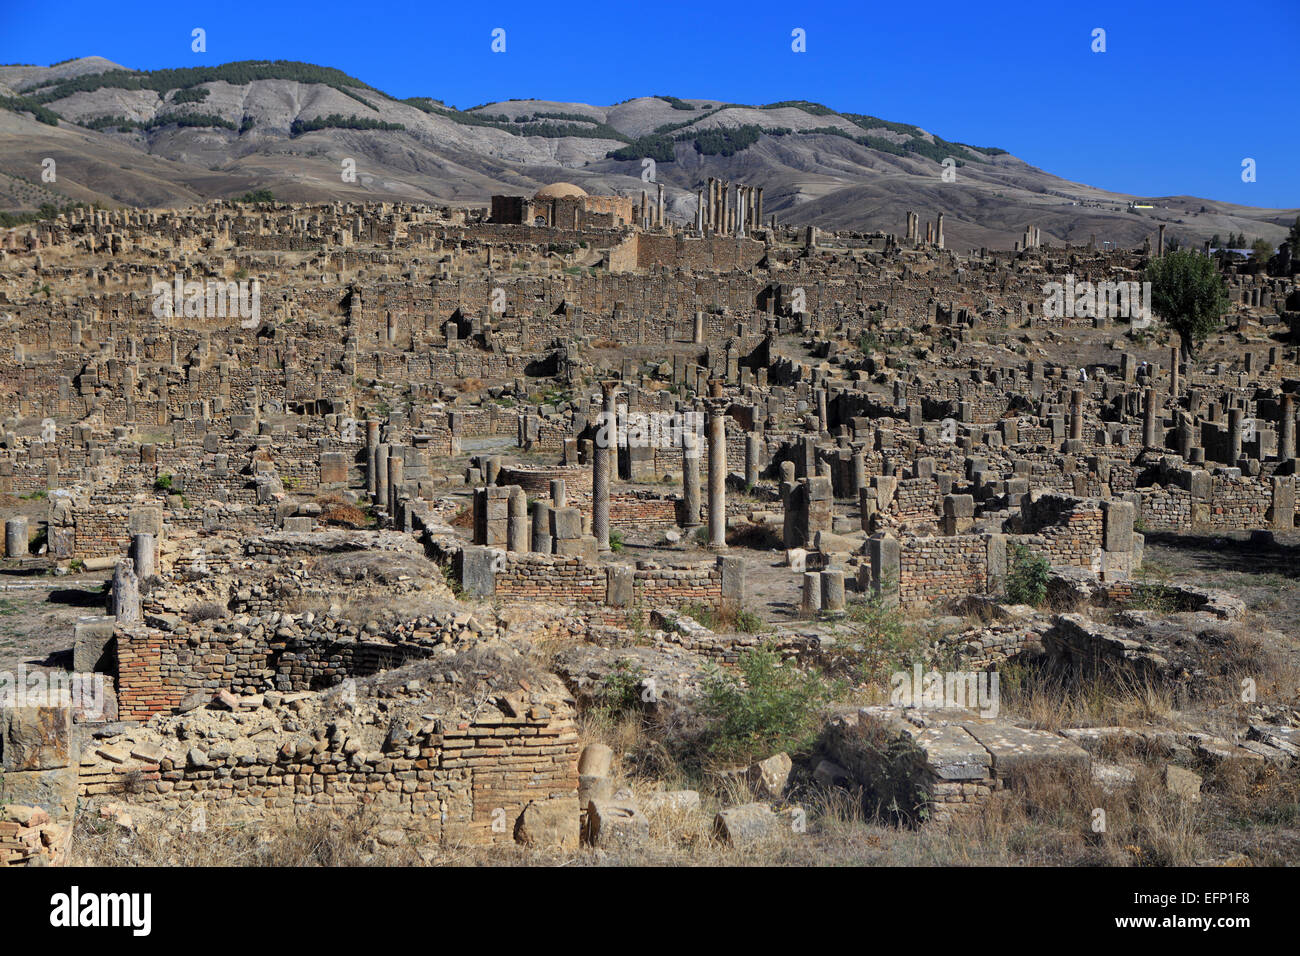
[459,546,499,597]
[72,616,117,674]
[1,707,73,771]
[0,765,78,820]
[586,799,650,849]
[961,722,1090,779]
[514,797,580,850]
[714,802,780,846]
[1101,498,1134,552]
[606,565,633,608]
[748,752,792,798]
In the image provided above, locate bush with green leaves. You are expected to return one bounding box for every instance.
[700,644,833,761]
[595,658,646,720]
[842,593,917,684]
[1006,544,1049,606]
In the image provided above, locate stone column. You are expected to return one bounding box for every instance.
[1178,412,1197,460]
[365,421,380,496]
[706,402,728,549]
[1169,347,1180,396]
[507,486,528,552]
[593,381,618,552]
[5,516,28,558]
[374,442,389,508]
[1142,388,1158,449]
[1228,407,1244,463]
[549,478,566,509]
[681,412,702,529]
[531,499,552,553]
[131,532,155,580]
[1070,389,1084,441]
[745,432,761,487]
[1280,393,1296,461]
[111,558,141,625]
[693,310,705,345]
[656,183,664,228]
[387,449,404,518]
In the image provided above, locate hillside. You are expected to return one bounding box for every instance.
[0,57,1293,249]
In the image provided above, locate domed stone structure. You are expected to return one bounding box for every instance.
[533,182,588,201]
[491,180,634,230]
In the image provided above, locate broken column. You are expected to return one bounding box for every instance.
[1228,407,1244,464]
[531,499,552,554]
[593,382,617,552]
[507,486,529,552]
[745,432,762,487]
[1069,389,1084,441]
[1142,388,1158,449]
[130,532,155,580]
[4,516,28,558]
[111,558,141,625]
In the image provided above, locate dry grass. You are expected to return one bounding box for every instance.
[318,493,370,528]
[996,660,1180,732]
[73,804,430,867]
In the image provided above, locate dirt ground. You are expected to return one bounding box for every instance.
[0,574,111,676]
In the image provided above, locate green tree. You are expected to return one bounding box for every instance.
[1288,216,1300,251]
[1250,238,1273,269]
[1146,250,1230,361]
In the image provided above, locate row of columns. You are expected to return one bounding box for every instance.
[591,382,729,551]
[698,179,762,237]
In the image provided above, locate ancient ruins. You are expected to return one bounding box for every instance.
[1,186,1297,865]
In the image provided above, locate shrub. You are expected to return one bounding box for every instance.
[1006,544,1049,606]
[595,658,647,720]
[153,473,173,491]
[841,593,918,684]
[681,600,764,634]
[186,602,225,623]
[609,529,625,552]
[700,644,833,761]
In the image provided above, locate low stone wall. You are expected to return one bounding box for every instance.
[78,685,581,846]
[866,493,1138,608]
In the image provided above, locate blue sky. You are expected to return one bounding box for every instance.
[2,0,1296,208]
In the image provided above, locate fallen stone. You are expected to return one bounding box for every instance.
[714,802,780,846]
[749,752,792,799]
